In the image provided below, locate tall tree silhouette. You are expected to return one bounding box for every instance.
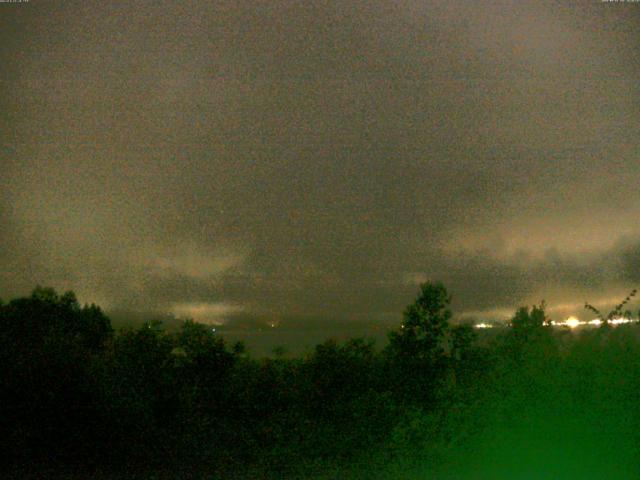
[388,281,452,362]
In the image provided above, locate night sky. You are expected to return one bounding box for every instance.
[2,1,640,335]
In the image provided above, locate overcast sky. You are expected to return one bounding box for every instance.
[2,1,640,331]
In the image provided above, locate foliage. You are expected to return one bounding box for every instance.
[2,284,640,479]
[387,281,452,361]
[585,289,638,326]
[508,302,550,342]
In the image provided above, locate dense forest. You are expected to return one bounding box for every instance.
[3,283,640,479]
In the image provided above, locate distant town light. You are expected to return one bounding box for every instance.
[565,317,580,329]
[473,316,636,329]
[610,317,633,325]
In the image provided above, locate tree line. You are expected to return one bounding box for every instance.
[2,283,640,479]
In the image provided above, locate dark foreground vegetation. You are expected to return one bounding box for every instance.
[3,284,640,479]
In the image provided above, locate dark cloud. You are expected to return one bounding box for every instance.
[2,1,640,332]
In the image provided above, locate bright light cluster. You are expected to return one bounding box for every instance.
[475,323,493,329]
[552,316,635,328]
[474,317,636,329]
[553,317,581,329]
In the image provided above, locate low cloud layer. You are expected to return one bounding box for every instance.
[2,1,640,329]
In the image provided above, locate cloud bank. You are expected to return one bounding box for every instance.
[1,1,639,329]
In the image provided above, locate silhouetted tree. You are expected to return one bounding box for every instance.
[450,324,477,362]
[384,282,453,407]
[0,287,113,468]
[510,302,548,340]
[388,281,452,362]
[585,289,637,327]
